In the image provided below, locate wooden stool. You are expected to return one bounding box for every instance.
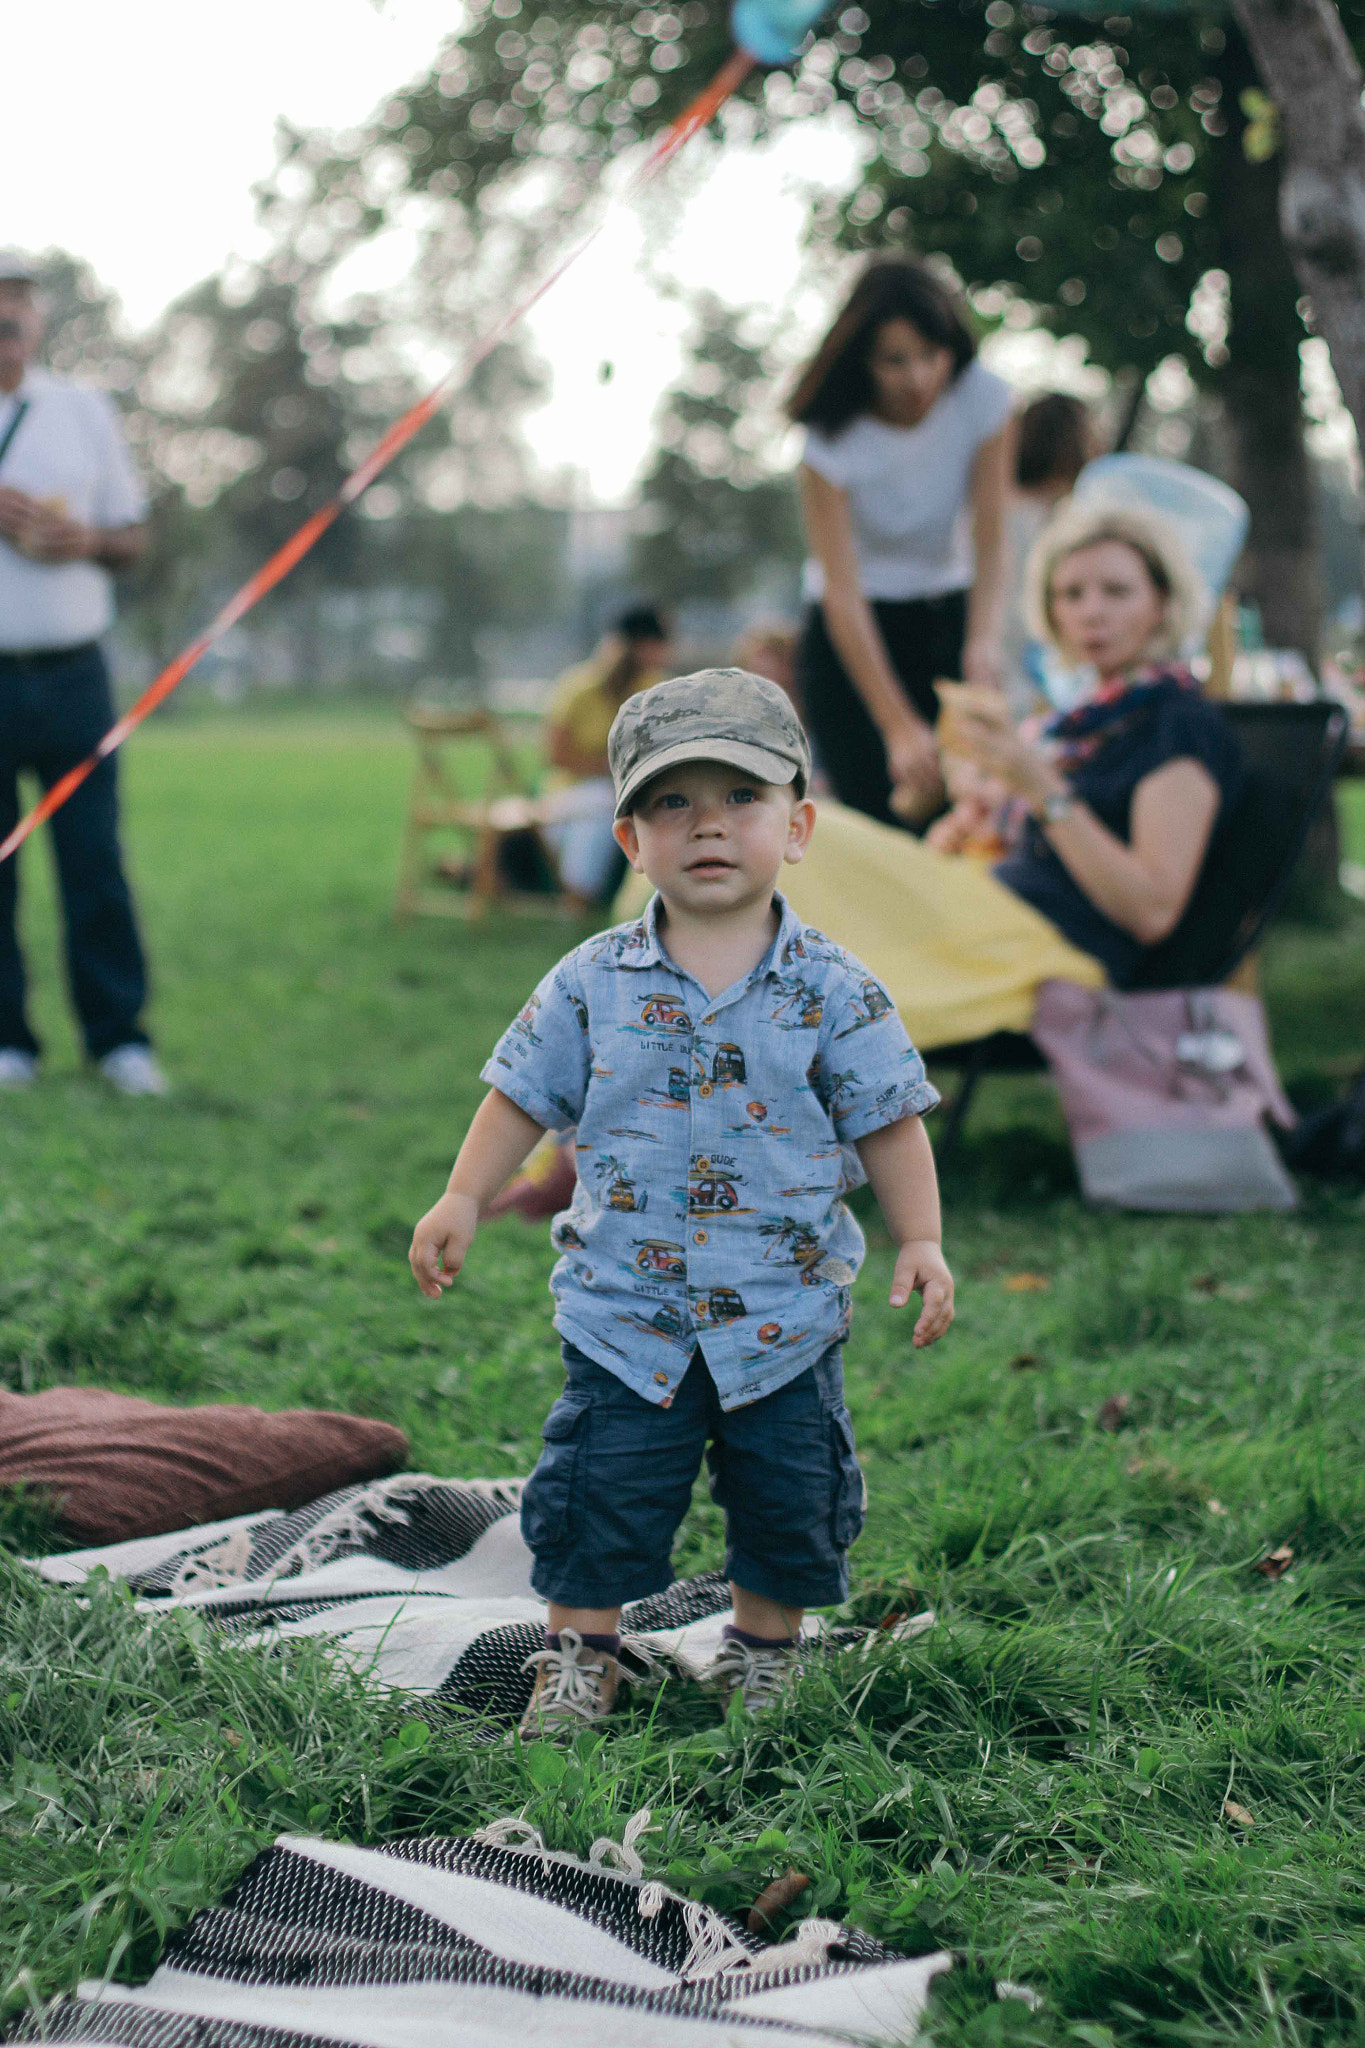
[394,707,572,921]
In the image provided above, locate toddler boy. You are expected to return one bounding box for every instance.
[410,670,953,1735]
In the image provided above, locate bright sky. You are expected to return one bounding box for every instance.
[6,1,455,324]
[2,0,871,498]
[8,1,1224,501]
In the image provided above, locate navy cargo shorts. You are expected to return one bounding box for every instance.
[521,1340,867,1609]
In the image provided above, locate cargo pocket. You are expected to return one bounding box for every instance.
[520,1392,590,1550]
[830,1406,867,1549]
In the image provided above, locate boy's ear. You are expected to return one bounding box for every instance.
[783,795,818,866]
[613,813,645,872]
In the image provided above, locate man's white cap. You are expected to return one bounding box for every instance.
[0,251,39,285]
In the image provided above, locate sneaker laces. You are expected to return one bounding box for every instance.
[710,1636,797,1710]
[521,1628,612,1725]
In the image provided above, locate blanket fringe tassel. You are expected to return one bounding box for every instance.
[473,1806,844,1981]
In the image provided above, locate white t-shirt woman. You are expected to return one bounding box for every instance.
[790,261,1014,829]
[801,357,1012,603]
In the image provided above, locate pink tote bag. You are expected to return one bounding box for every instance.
[1031,981,1298,1212]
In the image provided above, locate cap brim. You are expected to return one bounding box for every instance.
[614,738,800,817]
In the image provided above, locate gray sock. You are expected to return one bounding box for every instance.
[546,1629,621,1655]
[723,1622,796,1650]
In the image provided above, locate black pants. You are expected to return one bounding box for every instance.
[0,642,150,1059]
[797,591,967,829]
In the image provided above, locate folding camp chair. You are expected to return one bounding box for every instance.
[931,700,1349,1154]
[393,707,573,922]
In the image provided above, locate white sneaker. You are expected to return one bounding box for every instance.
[700,1633,802,1715]
[98,1045,170,1097]
[517,1629,622,1740]
[0,1049,37,1089]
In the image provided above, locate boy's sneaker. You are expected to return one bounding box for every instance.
[701,1629,802,1714]
[98,1045,170,1097]
[0,1050,36,1089]
[518,1628,621,1740]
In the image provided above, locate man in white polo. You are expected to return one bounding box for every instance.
[0,250,166,1093]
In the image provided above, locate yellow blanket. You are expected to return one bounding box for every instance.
[612,799,1103,1050]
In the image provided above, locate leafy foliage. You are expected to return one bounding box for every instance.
[291,1,1312,386]
[32,4,1363,664]
[633,292,803,601]
[280,0,1349,647]
[27,240,557,685]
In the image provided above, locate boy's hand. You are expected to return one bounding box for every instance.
[409,1191,479,1299]
[889,1238,955,1347]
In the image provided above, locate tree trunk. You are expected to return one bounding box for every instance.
[1214,25,1322,662]
[1232,0,1365,452]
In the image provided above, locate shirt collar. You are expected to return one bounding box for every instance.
[624,890,805,985]
[611,892,665,968]
[766,891,807,977]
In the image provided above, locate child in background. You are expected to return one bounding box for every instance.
[542,604,675,910]
[410,670,954,1736]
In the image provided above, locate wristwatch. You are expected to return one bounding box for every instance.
[1039,790,1076,825]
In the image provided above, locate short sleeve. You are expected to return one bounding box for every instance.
[814,955,941,1142]
[84,390,148,526]
[1150,690,1241,798]
[800,425,853,491]
[962,361,1013,446]
[481,955,592,1133]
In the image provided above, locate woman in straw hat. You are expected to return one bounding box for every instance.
[615,498,1240,1053]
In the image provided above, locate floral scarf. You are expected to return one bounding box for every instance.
[1042,663,1199,772]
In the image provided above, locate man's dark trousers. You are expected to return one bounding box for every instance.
[0,642,150,1059]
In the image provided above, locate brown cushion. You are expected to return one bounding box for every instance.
[0,1387,408,1545]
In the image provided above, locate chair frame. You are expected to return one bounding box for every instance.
[394,707,576,922]
[930,701,1349,1155]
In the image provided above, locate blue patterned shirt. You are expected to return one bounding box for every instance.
[482,893,939,1410]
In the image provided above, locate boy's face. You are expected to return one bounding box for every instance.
[613,760,815,917]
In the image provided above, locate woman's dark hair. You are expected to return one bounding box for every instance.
[787,258,977,434]
[615,604,670,643]
[1016,393,1091,492]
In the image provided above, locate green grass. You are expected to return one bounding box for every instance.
[3,708,1365,2043]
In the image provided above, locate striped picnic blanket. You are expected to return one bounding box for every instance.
[36,1473,931,1724]
[16,1822,952,2047]
[22,1478,1002,2044]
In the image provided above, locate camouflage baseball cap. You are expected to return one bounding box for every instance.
[609,667,812,818]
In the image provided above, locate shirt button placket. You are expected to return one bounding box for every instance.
[683,994,700,1317]
[685,1003,700,1281]
[692,1009,720,1309]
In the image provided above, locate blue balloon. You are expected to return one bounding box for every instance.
[731,0,829,64]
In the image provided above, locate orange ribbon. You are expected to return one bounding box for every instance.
[0,47,754,866]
